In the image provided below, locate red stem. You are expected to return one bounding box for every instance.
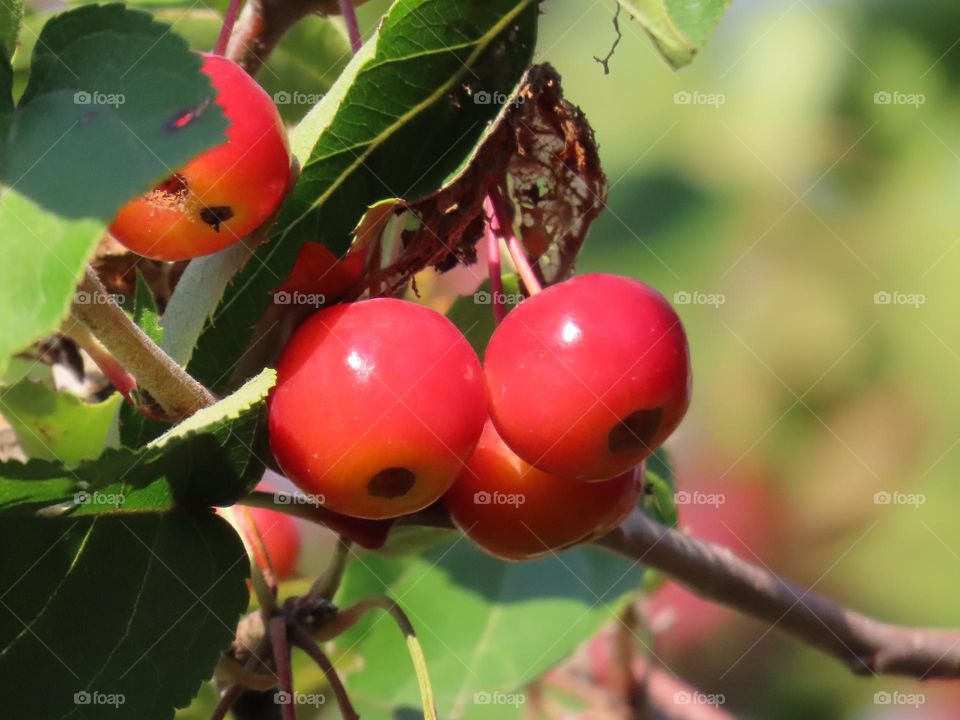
[339,0,362,52]
[270,616,296,720]
[228,506,280,595]
[488,189,543,295]
[214,0,245,56]
[63,322,137,404]
[483,196,506,324]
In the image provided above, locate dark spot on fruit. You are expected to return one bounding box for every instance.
[367,467,416,498]
[199,205,234,232]
[608,408,663,454]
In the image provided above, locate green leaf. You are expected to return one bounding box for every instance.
[132,270,163,344]
[160,243,253,367]
[183,0,540,391]
[0,510,249,720]
[0,369,275,515]
[0,0,22,63]
[259,15,353,123]
[335,539,644,719]
[446,275,522,359]
[149,368,274,447]
[0,4,227,370]
[642,447,678,526]
[0,379,122,466]
[0,191,102,373]
[618,0,728,68]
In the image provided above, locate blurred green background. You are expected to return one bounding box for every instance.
[536,1,960,718]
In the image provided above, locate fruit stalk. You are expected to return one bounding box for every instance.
[269,616,296,720]
[483,196,507,324]
[289,625,360,720]
[307,536,351,601]
[61,319,138,404]
[70,266,216,420]
[487,188,542,295]
[214,0,244,56]
[339,0,362,52]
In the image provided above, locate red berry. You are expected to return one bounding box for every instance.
[218,484,302,581]
[274,242,365,304]
[444,420,641,560]
[484,274,690,481]
[268,298,487,520]
[110,53,290,260]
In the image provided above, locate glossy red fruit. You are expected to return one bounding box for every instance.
[269,298,487,520]
[444,420,642,560]
[484,273,691,481]
[110,53,290,260]
[274,243,365,304]
[218,484,302,581]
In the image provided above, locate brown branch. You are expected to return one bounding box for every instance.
[234,493,960,681]
[597,509,960,679]
[70,266,216,420]
[226,0,370,76]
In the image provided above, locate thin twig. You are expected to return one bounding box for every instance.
[594,2,622,75]
[598,508,960,679]
[289,625,361,720]
[320,596,439,719]
[270,616,296,720]
[70,266,215,420]
[308,536,352,602]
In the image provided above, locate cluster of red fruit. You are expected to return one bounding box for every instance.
[268,274,691,560]
[107,53,692,562]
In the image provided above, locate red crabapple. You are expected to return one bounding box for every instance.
[484,273,690,481]
[110,53,290,261]
[218,483,302,581]
[443,420,642,560]
[268,298,487,520]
